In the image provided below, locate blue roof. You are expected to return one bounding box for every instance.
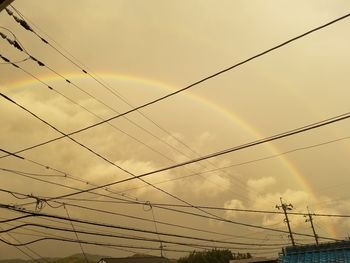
[279,241,350,263]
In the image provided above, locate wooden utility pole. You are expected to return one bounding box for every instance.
[0,0,14,12]
[305,206,319,245]
[276,197,295,246]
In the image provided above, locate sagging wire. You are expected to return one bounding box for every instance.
[0,188,47,212]
[63,204,89,263]
[144,201,165,258]
[0,26,30,64]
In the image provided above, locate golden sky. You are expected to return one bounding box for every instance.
[1,0,350,260]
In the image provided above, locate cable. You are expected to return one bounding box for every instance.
[0,236,192,253]
[0,92,251,235]
[0,174,343,242]
[1,9,349,189]
[63,205,89,263]
[0,204,288,247]
[0,151,139,203]
[1,214,169,247]
[145,202,164,257]
[2,226,145,257]
[0,225,47,263]
[1,31,252,201]
[0,167,345,240]
[2,11,350,214]
[2,90,350,210]
[0,52,249,203]
[40,111,350,203]
[60,198,350,218]
[0,223,287,251]
[0,236,41,263]
[0,188,298,242]
[0,169,134,205]
[4,6,350,152]
[5,6,256,200]
[0,203,338,242]
[0,215,33,223]
[0,167,66,178]
[116,134,350,195]
[0,51,178,167]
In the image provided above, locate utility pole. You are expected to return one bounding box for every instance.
[305,206,319,245]
[276,197,295,246]
[0,0,14,12]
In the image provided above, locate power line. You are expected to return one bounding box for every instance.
[0,46,251,201]
[0,236,41,263]
[1,214,174,247]
[0,236,193,253]
[37,111,350,202]
[0,167,136,206]
[4,131,348,211]
[3,8,253,198]
[2,11,350,207]
[0,92,254,233]
[0,151,139,203]
[63,205,89,263]
[1,223,146,256]
[0,225,47,263]
[0,201,338,241]
[0,203,288,247]
[1,9,350,246]
[1,9,349,166]
[1,30,252,201]
[111,134,350,195]
[0,188,305,242]
[1,164,347,239]
[2,91,350,206]
[0,50,180,167]
[3,6,350,148]
[4,141,347,222]
[1,171,276,242]
[0,223,286,251]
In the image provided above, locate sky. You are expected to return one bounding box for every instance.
[1,0,350,260]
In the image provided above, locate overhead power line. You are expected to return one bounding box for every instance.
[0,203,288,247]
[3,6,350,143]
[0,9,350,160]
[0,188,286,242]
[0,223,286,250]
[0,226,46,263]
[2,91,350,237]
[34,110,350,202]
[0,236,193,253]
[1,26,252,200]
[1,86,350,202]
[1,10,349,207]
[0,201,338,242]
[0,92,250,230]
[63,205,89,263]
[1,10,350,162]
[5,6,253,197]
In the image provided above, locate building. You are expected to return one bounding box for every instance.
[98,256,172,263]
[278,240,350,262]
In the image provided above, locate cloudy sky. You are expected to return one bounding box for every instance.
[1,0,350,260]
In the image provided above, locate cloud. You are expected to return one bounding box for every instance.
[247,176,276,195]
[224,199,245,219]
[222,176,349,239]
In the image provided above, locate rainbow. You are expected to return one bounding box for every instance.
[5,72,338,238]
